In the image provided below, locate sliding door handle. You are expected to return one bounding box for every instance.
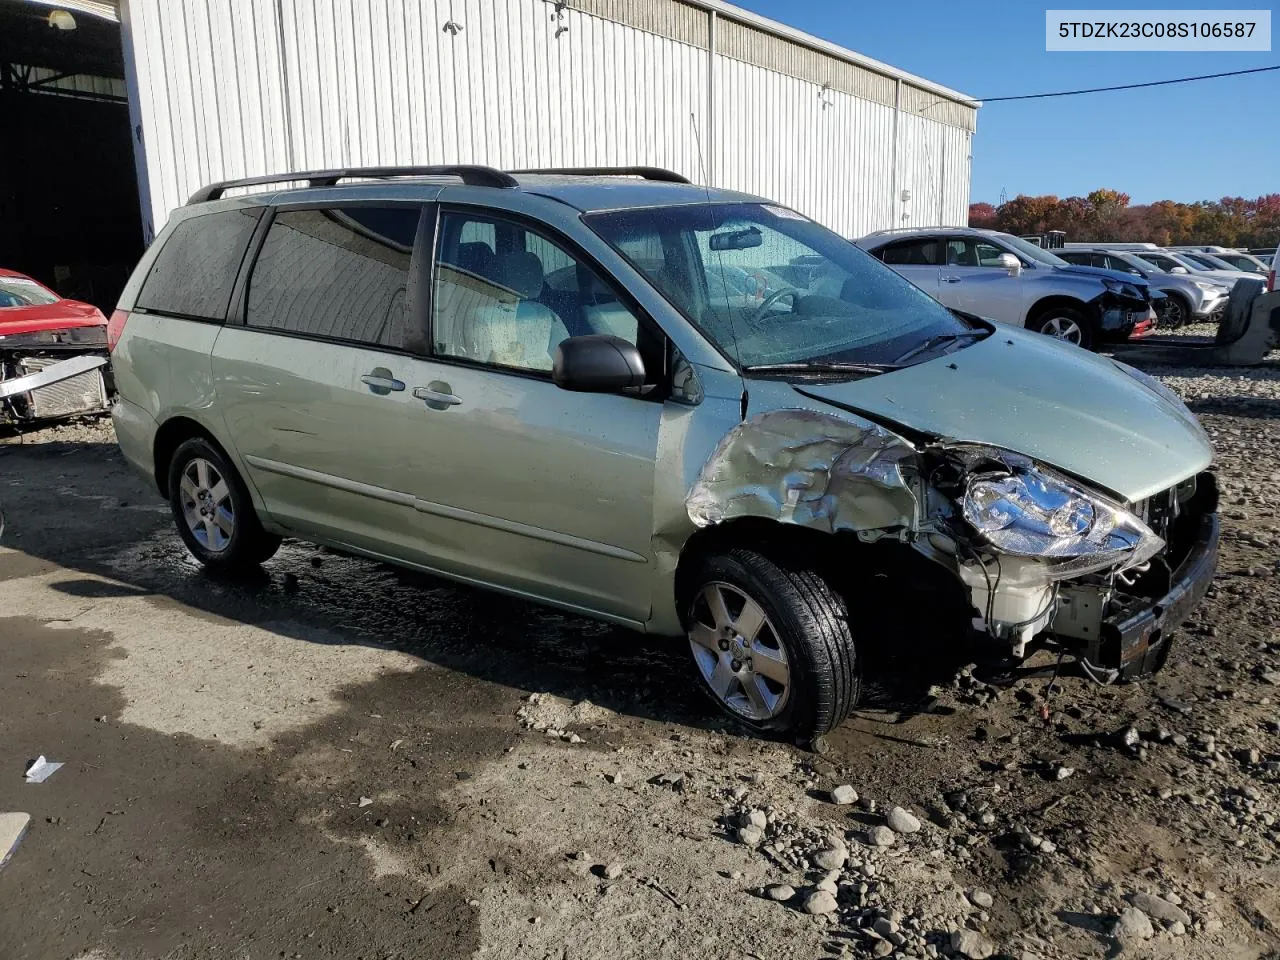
[413,385,462,407]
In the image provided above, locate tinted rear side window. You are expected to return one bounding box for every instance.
[878,239,942,266]
[137,208,263,320]
[246,206,420,350]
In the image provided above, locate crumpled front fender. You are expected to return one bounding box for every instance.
[685,409,919,535]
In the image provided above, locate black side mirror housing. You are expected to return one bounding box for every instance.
[552,335,646,393]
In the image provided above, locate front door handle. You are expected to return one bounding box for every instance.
[940,275,963,283]
[413,383,462,408]
[361,369,405,394]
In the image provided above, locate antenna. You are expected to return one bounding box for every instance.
[690,112,745,374]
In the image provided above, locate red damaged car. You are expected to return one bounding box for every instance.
[0,269,113,427]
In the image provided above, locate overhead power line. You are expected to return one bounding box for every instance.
[974,64,1280,104]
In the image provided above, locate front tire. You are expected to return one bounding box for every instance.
[1162,292,1191,329]
[167,437,281,574]
[1029,306,1094,350]
[685,547,860,738]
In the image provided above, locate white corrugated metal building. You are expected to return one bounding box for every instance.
[29,0,980,244]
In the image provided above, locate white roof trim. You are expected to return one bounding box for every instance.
[694,0,979,107]
[23,0,120,23]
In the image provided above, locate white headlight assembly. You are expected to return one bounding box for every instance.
[961,466,1163,580]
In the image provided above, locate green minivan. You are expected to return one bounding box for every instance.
[109,166,1219,737]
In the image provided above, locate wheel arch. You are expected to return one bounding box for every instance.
[152,416,235,500]
[1159,288,1193,318]
[1025,294,1094,328]
[674,519,847,626]
[672,517,973,682]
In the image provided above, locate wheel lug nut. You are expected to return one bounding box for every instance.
[718,639,729,651]
[730,659,741,671]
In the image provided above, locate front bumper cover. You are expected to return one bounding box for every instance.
[1080,477,1219,681]
[1096,291,1152,341]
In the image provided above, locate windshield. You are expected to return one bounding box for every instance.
[995,233,1069,267]
[584,203,971,369]
[1186,252,1233,270]
[1163,252,1212,272]
[0,276,59,308]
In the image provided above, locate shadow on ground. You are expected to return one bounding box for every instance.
[0,437,982,736]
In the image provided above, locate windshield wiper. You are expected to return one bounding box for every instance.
[742,361,897,377]
[892,329,987,365]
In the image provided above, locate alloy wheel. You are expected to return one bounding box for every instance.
[178,457,235,553]
[1041,315,1084,344]
[688,582,790,721]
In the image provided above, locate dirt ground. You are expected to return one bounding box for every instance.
[2,354,1280,960]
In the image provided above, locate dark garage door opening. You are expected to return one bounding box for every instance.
[0,0,142,312]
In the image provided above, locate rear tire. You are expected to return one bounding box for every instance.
[167,437,281,574]
[684,547,860,738]
[1028,306,1094,350]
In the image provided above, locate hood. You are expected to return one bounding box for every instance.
[793,328,1212,502]
[0,299,106,337]
[1055,263,1150,290]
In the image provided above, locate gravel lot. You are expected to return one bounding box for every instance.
[2,351,1280,960]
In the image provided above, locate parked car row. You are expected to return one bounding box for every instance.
[1168,245,1272,276]
[1055,247,1230,329]
[103,166,1220,738]
[854,227,1159,349]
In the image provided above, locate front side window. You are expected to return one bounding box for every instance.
[1136,252,1180,272]
[586,203,970,369]
[432,212,648,375]
[246,206,419,349]
[0,276,60,308]
[944,239,1007,267]
[995,233,1070,267]
[138,208,263,320]
[1102,254,1142,275]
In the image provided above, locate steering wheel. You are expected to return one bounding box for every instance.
[746,287,802,325]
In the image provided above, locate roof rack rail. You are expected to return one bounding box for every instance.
[859,225,968,239]
[187,165,519,204]
[507,166,691,184]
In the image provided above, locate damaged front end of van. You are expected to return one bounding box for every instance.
[685,333,1219,683]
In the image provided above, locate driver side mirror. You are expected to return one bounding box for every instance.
[997,252,1021,277]
[553,335,646,393]
[1170,266,1189,274]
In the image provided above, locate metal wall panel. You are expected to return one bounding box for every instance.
[896,113,972,230]
[716,17,897,110]
[712,54,973,239]
[123,0,711,235]
[121,0,971,240]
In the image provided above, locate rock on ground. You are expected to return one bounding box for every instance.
[1127,891,1191,925]
[802,890,838,915]
[951,928,996,959]
[830,784,858,805]
[867,825,896,847]
[1113,907,1155,941]
[886,806,921,834]
[968,889,994,909]
[811,847,846,870]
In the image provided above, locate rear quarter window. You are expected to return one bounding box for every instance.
[136,208,263,321]
[245,206,420,350]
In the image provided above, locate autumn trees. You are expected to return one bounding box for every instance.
[969,192,1280,248]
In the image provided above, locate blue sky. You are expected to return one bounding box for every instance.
[730,0,1276,206]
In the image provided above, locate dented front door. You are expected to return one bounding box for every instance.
[400,358,662,623]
